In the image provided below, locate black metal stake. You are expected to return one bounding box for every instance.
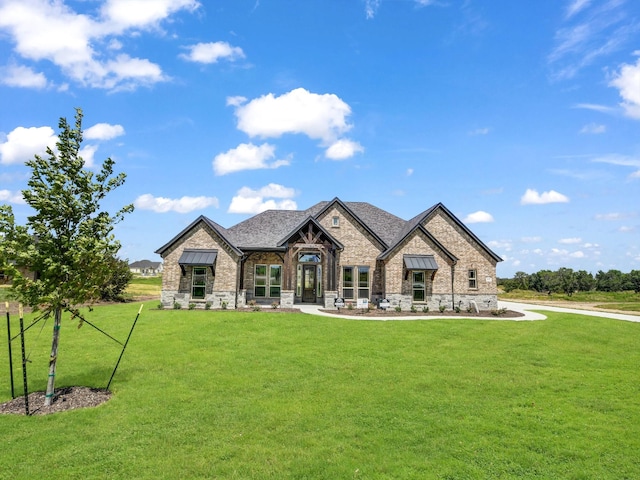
[6,302,15,399]
[19,305,29,416]
[106,304,143,391]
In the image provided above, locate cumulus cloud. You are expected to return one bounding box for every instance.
[79,144,99,168]
[610,58,640,119]
[84,123,125,140]
[579,122,606,134]
[0,64,47,89]
[487,240,512,252]
[134,193,219,213]
[520,188,570,205]
[180,41,245,64]
[213,143,290,175]
[228,184,297,214]
[325,139,364,160]
[233,88,352,142]
[365,0,381,19]
[0,0,199,90]
[0,189,25,204]
[463,211,494,223]
[0,126,56,164]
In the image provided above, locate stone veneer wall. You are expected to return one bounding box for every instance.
[160,222,240,309]
[317,206,384,304]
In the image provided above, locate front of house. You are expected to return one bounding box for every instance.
[155,198,502,311]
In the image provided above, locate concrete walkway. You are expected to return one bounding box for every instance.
[296,301,640,323]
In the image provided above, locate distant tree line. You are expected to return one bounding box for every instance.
[498,268,640,296]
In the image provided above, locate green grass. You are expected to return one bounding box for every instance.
[1,305,640,479]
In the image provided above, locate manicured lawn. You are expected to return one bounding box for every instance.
[1,304,639,479]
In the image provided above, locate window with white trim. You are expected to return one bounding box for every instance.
[332,216,340,227]
[192,267,206,299]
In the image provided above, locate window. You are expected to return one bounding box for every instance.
[358,266,370,299]
[296,264,302,296]
[255,264,282,298]
[468,269,477,289]
[332,216,340,227]
[270,265,282,297]
[412,271,425,302]
[192,267,206,299]
[342,266,354,299]
[299,253,321,263]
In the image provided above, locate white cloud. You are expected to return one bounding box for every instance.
[180,41,245,64]
[365,0,381,19]
[79,144,99,168]
[213,142,290,175]
[325,139,364,160]
[1,64,47,89]
[100,0,200,31]
[134,193,218,213]
[593,153,640,179]
[463,211,494,223]
[487,240,512,252]
[520,188,570,205]
[559,237,582,244]
[570,250,585,258]
[619,225,636,233]
[579,122,606,134]
[548,0,634,81]
[0,126,56,164]
[610,58,640,119]
[233,88,353,143]
[84,123,125,140]
[0,189,25,204]
[572,103,616,113]
[521,236,542,243]
[228,184,297,214]
[566,0,591,18]
[226,96,247,107]
[0,0,198,90]
[406,168,414,176]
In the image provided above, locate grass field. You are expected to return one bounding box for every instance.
[499,289,640,313]
[1,304,639,479]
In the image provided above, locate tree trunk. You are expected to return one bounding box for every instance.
[44,307,62,406]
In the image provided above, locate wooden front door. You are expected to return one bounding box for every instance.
[302,265,316,303]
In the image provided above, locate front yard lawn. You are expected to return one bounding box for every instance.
[1,305,639,479]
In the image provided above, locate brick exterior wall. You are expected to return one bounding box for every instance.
[159,222,240,309]
[317,206,385,305]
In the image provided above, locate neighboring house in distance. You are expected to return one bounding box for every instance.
[129,260,163,276]
[155,198,502,311]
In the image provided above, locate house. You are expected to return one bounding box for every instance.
[155,198,502,311]
[129,260,163,276]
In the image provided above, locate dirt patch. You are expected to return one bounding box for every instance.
[0,386,111,416]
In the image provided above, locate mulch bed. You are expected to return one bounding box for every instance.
[320,308,524,318]
[0,386,111,416]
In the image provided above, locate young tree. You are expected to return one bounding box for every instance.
[0,109,133,405]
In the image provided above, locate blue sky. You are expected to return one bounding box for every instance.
[0,0,639,278]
